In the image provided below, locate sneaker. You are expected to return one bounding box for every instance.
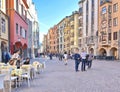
[65,63,67,65]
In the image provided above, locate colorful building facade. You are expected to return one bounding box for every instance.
[98,0,120,59]
[78,0,98,55]
[58,19,65,53]
[63,16,71,53]
[49,28,55,53]
[6,0,29,57]
[0,0,9,62]
[70,11,79,53]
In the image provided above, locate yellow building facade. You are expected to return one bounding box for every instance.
[0,1,9,62]
[70,11,79,53]
[98,0,120,59]
[63,16,71,53]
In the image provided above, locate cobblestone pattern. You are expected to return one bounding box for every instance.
[13,58,120,92]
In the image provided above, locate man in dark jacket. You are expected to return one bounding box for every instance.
[74,48,81,72]
[5,52,11,64]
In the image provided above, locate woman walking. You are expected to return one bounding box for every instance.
[64,52,68,65]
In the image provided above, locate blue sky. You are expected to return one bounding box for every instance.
[32,0,79,42]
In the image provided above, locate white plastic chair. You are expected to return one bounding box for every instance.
[21,68,31,87]
[4,68,18,92]
[0,74,6,92]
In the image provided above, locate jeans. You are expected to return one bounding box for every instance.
[81,59,86,71]
[75,60,80,71]
[88,60,92,68]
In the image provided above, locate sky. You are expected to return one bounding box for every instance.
[32,0,80,42]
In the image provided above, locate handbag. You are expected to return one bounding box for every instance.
[9,59,15,65]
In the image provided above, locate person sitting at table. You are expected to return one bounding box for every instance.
[23,58,30,65]
[11,49,21,69]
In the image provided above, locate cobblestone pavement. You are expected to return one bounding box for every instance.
[13,58,120,92]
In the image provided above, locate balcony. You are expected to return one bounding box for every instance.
[99,34,111,47]
[100,42,111,47]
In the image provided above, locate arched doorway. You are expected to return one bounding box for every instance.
[14,42,22,50]
[110,47,117,59]
[99,48,107,56]
[1,41,7,62]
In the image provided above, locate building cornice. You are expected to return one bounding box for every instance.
[78,0,85,4]
[22,0,29,9]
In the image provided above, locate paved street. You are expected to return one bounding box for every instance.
[13,58,120,92]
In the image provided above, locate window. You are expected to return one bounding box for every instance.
[25,10,27,18]
[108,5,112,13]
[113,17,118,26]
[113,3,118,12]
[60,37,62,42]
[79,7,83,14]
[92,0,94,8]
[71,41,74,45]
[1,18,5,33]
[60,44,62,49]
[20,26,22,36]
[22,29,26,38]
[102,7,107,14]
[0,0,1,8]
[108,19,112,27]
[71,25,74,29]
[25,30,27,38]
[16,23,18,34]
[16,0,19,12]
[21,5,24,15]
[108,33,111,41]
[113,32,117,40]
[86,0,88,11]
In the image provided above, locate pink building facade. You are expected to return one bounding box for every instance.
[6,0,29,57]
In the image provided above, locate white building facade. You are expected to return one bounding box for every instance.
[78,0,98,55]
[27,0,40,58]
[58,20,65,53]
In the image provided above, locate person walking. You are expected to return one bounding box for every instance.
[49,53,53,60]
[59,52,63,61]
[88,50,94,69]
[64,51,68,65]
[74,48,81,72]
[81,48,87,71]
